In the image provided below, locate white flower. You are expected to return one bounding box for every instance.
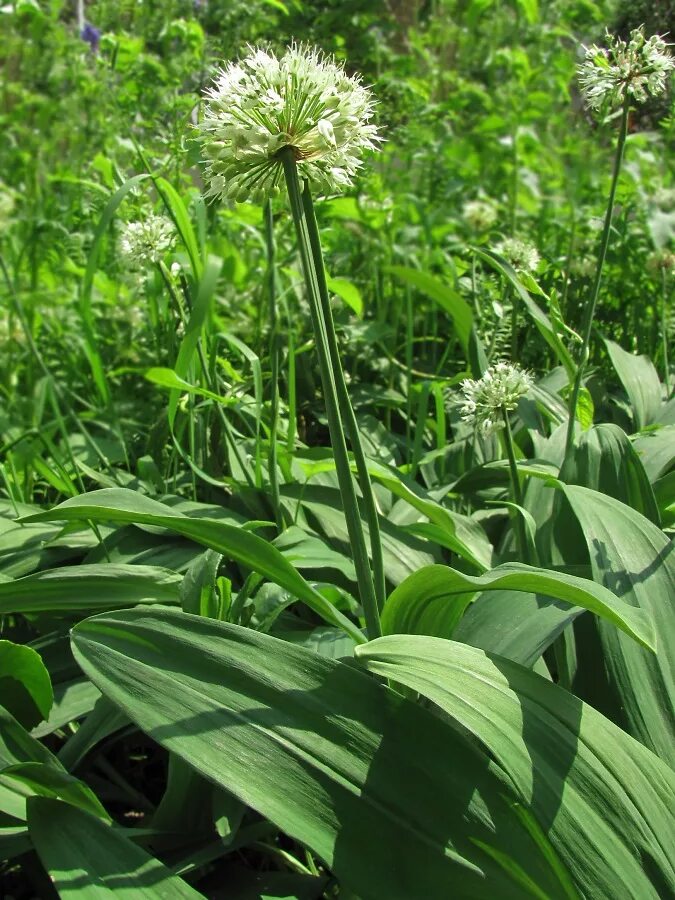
[651,187,675,211]
[118,214,174,266]
[495,237,540,273]
[197,43,381,204]
[578,27,675,111]
[569,255,596,278]
[0,181,16,226]
[460,362,532,435]
[463,199,497,232]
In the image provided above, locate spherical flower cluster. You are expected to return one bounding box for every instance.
[118,215,174,266]
[197,43,381,204]
[495,237,540,273]
[578,27,674,111]
[460,362,532,435]
[569,255,596,278]
[463,199,497,232]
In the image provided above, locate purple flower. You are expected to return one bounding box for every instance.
[80,22,101,53]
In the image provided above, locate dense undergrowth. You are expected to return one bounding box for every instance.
[1,1,674,898]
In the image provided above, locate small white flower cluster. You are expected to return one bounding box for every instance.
[651,187,675,211]
[118,214,174,266]
[197,43,381,204]
[495,237,540,273]
[569,255,596,278]
[647,249,675,275]
[460,362,532,435]
[578,26,674,111]
[463,199,497,232]
[0,181,16,226]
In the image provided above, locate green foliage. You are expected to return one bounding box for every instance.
[1,0,674,896]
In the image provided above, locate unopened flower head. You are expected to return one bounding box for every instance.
[119,214,174,266]
[463,199,497,232]
[197,43,381,204]
[578,27,675,111]
[460,362,532,435]
[495,237,540,273]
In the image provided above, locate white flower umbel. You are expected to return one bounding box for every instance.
[460,362,532,435]
[118,215,174,266]
[578,26,675,111]
[197,43,381,203]
[463,199,497,232]
[495,237,540,273]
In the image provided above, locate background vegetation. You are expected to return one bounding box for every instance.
[1,1,673,898]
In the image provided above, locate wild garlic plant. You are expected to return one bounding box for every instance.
[566,26,675,451]
[460,362,532,558]
[198,43,385,638]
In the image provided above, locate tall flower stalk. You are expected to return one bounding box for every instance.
[198,43,385,637]
[264,201,283,530]
[566,27,674,452]
[460,363,532,560]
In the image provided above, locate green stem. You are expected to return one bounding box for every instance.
[280,150,381,639]
[300,182,387,614]
[265,200,283,530]
[565,98,630,454]
[661,268,671,399]
[501,406,528,562]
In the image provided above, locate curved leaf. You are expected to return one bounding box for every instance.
[0,565,182,615]
[561,484,675,766]
[381,562,654,650]
[71,607,577,900]
[27,797,202,898]
[355,634,675,900]
[19,489,362,643]
[605,339,662,431]
[0,641,53,729]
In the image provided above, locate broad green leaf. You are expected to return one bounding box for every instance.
[71,607,578,900]
[0,564,182,615]
[0,640,53,729]
[279,482,437,586]
[561,485,675,766]
[27,797,203,898]
[386,265,486,373]
[2,762,109,822]
[632,425,675,481]
[560,424,659,524]
[386,266,473,348]
[605,339,662,431]
[453,590,582,668]
[381,562,654,649]
[0,708,107,825]
[31,679,101,738]
[367,461,493,571]
[355,635,675,900]
[19,489,362,643]
[326,275,363,316]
